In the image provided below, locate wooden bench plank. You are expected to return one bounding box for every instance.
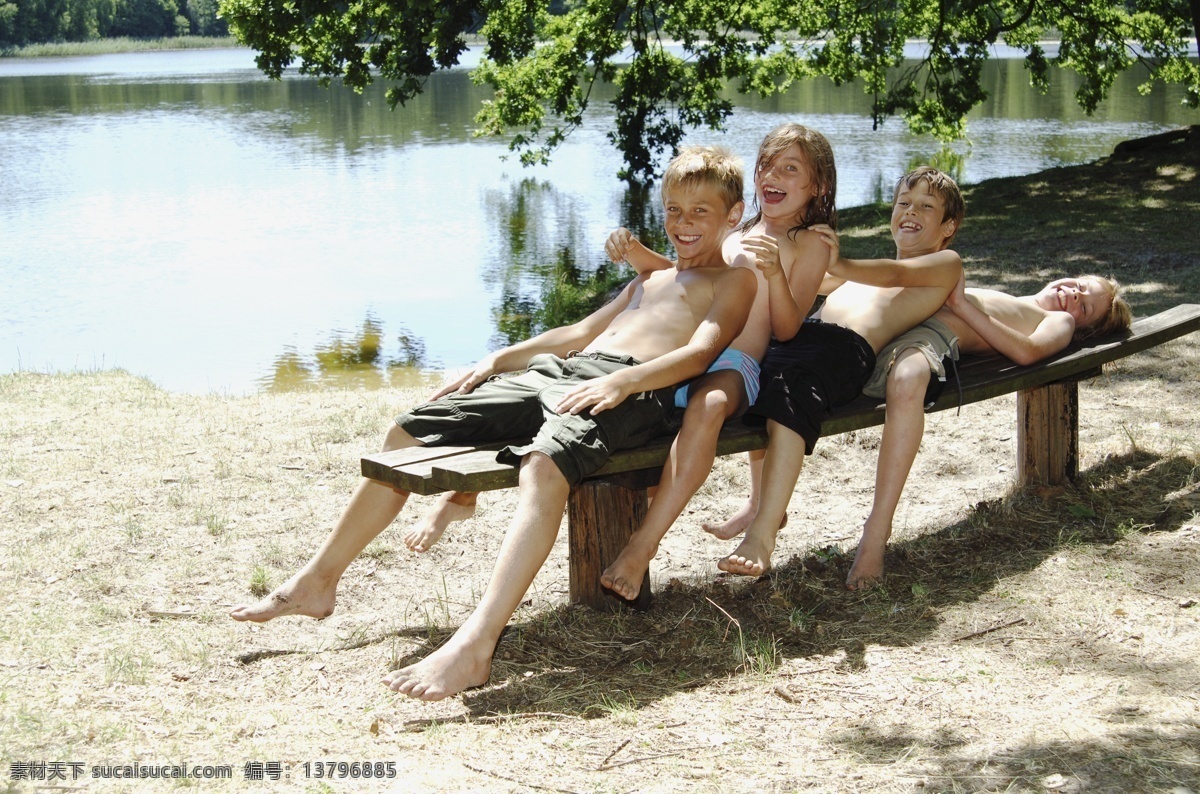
[362,444,512,495]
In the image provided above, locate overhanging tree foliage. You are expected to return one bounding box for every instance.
[219,0,1200,182]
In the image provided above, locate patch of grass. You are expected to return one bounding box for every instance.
[248,566,272,597]
[739,633,781,677]
[104,648,148,685]
[122,516,144,544]
[590,692,639,725]
[205,512,229,536]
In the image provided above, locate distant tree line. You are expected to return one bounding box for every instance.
[1,0,227,49]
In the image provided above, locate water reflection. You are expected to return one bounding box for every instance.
[259,315,441,392]
[481,178,672,349]
[1,49,1194,395]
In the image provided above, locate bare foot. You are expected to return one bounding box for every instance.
[717,534,775,577]
[229,571,336,623]
[846,524,890,591]
[403,492,477,552]
[382,635,492,701]
[601,541,656,601]
[701,502,787,541]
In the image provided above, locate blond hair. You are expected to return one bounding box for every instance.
[894,166,965,248]
[1074,275,1133,340]
[742,123,838,235]
[661,145,744,212]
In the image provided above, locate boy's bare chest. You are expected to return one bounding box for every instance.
[632,269,717,314]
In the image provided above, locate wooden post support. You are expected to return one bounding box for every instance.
[566,470,657,611]
[1017,381,1079,486]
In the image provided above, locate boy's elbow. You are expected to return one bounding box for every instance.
[1011,349,1043,367]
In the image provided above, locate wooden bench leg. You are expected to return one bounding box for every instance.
[566,472,656,611]
[1017,381,1079,487]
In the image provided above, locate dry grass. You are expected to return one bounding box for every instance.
[2,130,1199,792]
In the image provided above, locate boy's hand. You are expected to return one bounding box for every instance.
[553,371,632,416]
[810,224,840,271]
[742,232,784,281]
[605,228,638,263]
[945,270,968,311]
[429,354,500,399]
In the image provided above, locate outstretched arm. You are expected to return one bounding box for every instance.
[606,227,673,274]
[812,224,962,288]
[554,267,757,414]
[432,277,641,398]
[946,275,1076,366]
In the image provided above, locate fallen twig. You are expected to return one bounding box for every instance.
[952,618,1027,642]
[462,763,583,794]
[597,737,631,769]
[598,745,710,771]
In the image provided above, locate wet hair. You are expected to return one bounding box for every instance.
[740,123,838,236]
[894,166,966,248]
[1074,275,1133,340]
[661,145,744,213]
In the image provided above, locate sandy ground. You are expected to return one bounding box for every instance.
[2,134,1199,792]
[2,346,1198,792]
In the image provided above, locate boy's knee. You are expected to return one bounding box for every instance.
[886,352,932,403]
[384,423,420,452]
[518,451,570,490]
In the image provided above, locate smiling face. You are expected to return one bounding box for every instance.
[662,183,742,267]
[754,143,819,227]
[890,180,958,257]
[1034,276,1115,329]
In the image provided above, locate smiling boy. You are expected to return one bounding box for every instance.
[230,145,756,701]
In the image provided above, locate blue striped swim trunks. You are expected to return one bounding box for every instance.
[674,348,762,409]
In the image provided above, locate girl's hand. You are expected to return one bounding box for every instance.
[810,224,840,271]
[742,232,783,280]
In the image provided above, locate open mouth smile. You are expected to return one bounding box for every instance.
[762,186,787,204]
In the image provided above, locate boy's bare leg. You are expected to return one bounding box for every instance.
[602,373,744,600]
[701,448,788,539]
[404,491,478,552]
[229,424,421,622]
[719,420,806,577]
[382,452,570,701]
[847,350,930,590]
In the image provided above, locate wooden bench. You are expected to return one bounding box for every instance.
[363,304,1200,611]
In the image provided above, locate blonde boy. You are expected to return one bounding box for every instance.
[231,146,756,701]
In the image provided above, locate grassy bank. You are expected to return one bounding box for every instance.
[1,131,1198,792]
[2,35,239,58]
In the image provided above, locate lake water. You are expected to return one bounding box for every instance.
[1,47,1194,394]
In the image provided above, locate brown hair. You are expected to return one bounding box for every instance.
[1074,275,1133,340]
[741,123,838,236]
[894,166,966,248]
[661,145,744,213]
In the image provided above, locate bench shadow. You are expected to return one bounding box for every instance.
[381,449,1198,721]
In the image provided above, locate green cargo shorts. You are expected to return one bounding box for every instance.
[396,352,677,485]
